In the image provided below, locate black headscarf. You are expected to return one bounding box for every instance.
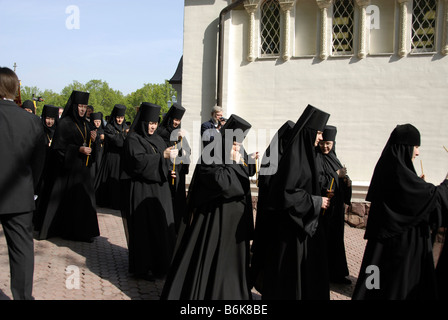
[108,104,127,132]
[158,103,187,147]
[160,103,186,131]
[187,114,252,209]
[199,114,252,165]
[91,112,105,134]
[41,104,59,138]
[22,100,36,114]
[266,104,330,236]
[259,120,295,184]
[316,125,344,190]
[364,124,441,240]
[129,102,166,153]
[60,90,90,127]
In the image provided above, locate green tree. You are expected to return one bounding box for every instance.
[19,79,177,123]
[126,80,177,122]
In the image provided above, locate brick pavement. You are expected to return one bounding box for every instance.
[0,207,368,300]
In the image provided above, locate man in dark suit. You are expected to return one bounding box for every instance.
[200,105,226,148]
[0,67,46,300]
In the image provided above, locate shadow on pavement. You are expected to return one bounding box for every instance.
[33,207,162,300]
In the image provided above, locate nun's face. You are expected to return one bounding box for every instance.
[45,117,55,128]
[173,118,181,128]
[412,146,420,161]
[148,121,158,135]
[319,141,334,154]
[116,116,124,125]
[94,120,102,128]
[314,131,324,147]
[78,104,87,117]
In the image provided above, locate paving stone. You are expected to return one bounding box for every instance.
[0,207,406,301]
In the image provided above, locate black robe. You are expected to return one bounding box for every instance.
[316,144,352,282]
[34,113,57,199]
[121,130,176,277]
[161,145,256,300]
[34,115,100,241]
[250,120,294,291]
[90,115,105,180]
[95,121,128,210]
[157,124,191,234]
[259,106,330,300]
[352,133,448,300]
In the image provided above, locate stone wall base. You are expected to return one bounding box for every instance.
[252,196,445,243]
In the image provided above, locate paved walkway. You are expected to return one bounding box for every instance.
[0,207,425,301]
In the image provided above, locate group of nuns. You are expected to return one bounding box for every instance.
[31,92,448,300]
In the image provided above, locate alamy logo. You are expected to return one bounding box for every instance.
[66,5,80,30]
[365,265,380,290]
[367,5,380,30]
[65,265,80,290]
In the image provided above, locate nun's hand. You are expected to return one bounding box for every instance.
[337,167,347,178]
[90,130,97,142]
[170,148,179,161]
[79,146,92,156]
[164,146,179,160]
[321,197,330,209]
[230,149,242,163]
[250,152,259,160]
[164,147,173,159]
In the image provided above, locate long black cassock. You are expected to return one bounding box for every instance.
[250,120,294,292]
[121,102,176,278]
[157,103,191,234]
[95,104,128,210]
[352,124,448,300]
[35,91,100,242]
[161,114,255,300]
[315,125,352,283]
[34,104,59,199]
[90,112,105,180]
[260,105,330,300]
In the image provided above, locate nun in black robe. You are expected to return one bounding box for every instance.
[35,105,59,191]
[352,124,448,300]
[316,125,352,284]
[35,91,100,242]
[259,104,331,300]
[157,103,191,234]
[250,120,295,292]
[161,114,257,300]
[41,104,59,148]
[95,104,129,210]
[121,102,176,280]
[33,105,59,229]
[90,112,105,180]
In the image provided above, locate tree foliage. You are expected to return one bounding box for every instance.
[20,79,177,123]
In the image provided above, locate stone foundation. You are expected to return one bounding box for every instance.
[344,202,371,229]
